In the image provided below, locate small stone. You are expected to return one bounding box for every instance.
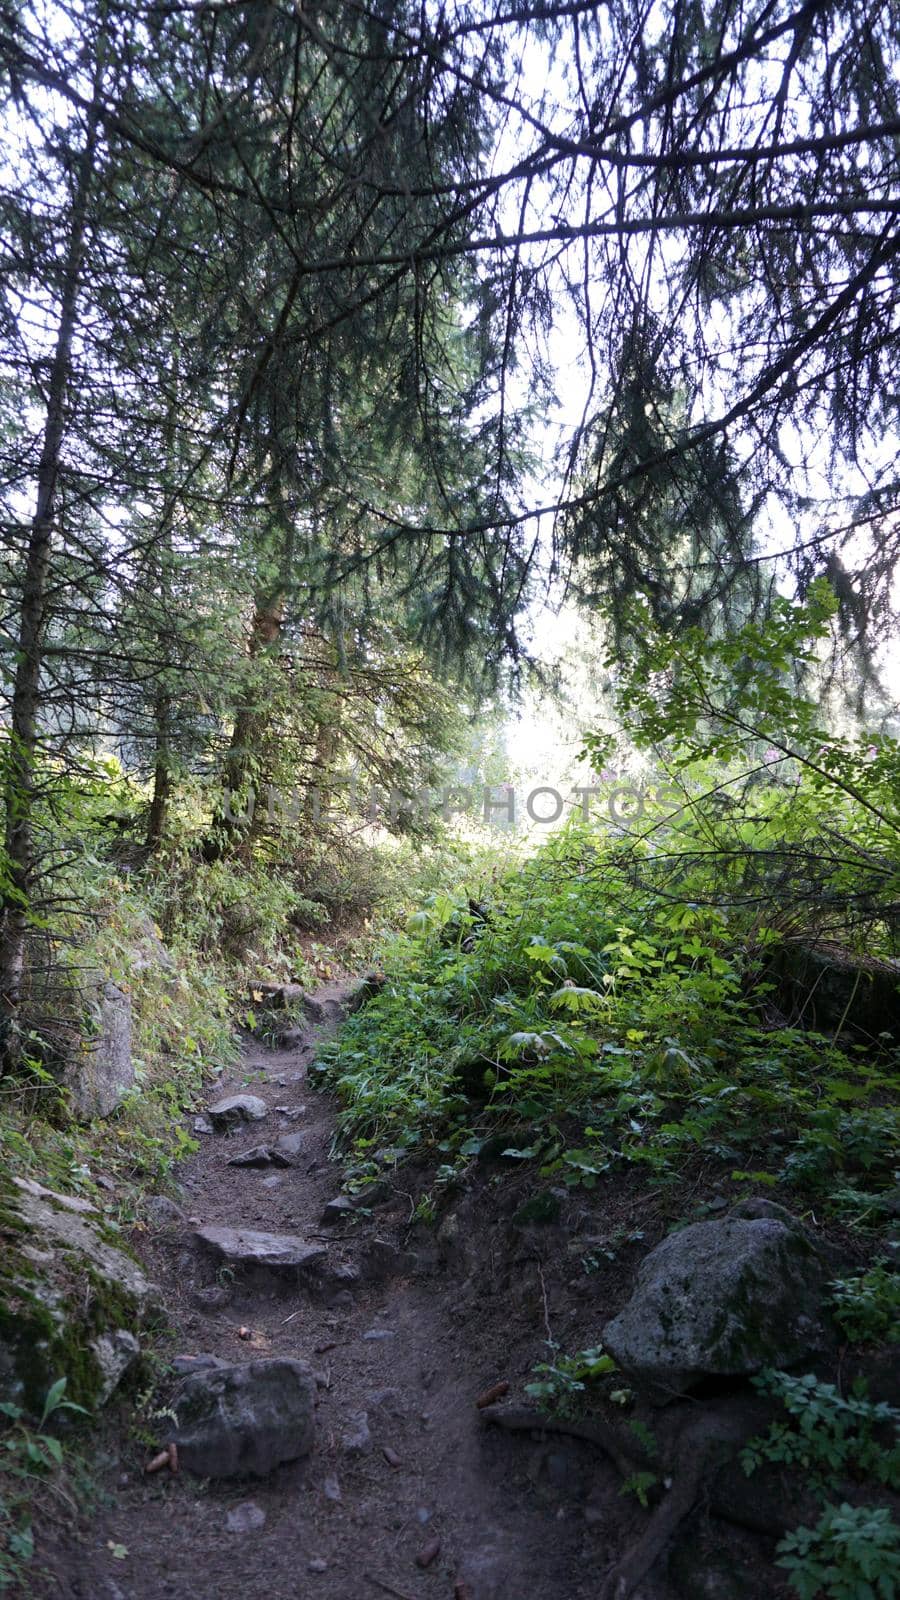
[225,1501,266,1533]
[321,1196,354,1225]
[192,1285,231,1311]
[308,1558,328,1573]
[362,1328,396,1342]
[193,1116,214,1136]
[275,1132,305,1159]
[261,1175,284,1189]
[416,1536,441,1569]
[207,1094,268,1128]
[322,1474,342,1502]
[382,1446,402,1468]
[415,1507,431,1524]
[341,1412,371,1454]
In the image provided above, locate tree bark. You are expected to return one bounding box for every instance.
[207,589,284,856]
[0,108,99,1066]
[146,687,173,850]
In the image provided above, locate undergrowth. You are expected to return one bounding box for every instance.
[317,816,899,1216]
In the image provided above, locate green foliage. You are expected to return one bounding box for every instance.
[320,817,899,1206]
[525,1345,617,1418]
[741,1372,900,1497]
[618,1471,659,1508]
[776,1502,900,1600]
[0,1380,88,1593]
[830,1265,900,1346]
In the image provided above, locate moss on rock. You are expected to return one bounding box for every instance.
[0,1170,161,1415]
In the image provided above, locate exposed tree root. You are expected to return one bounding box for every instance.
[480,1397,774,1600]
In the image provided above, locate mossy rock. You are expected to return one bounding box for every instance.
[0,1173,161,1416]
[602,1206,834,1397]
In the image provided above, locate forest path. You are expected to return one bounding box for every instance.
[71,980,597,1600]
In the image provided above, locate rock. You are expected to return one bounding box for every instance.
[92,1330,141,1403]
[226,1144,293,1169]
[275,1027,306,1050]
[308,1558,328,1573]
[322,1474,342,1501]
[192,1285,231,1311]
[193,1115,214,1136]
[346,972,386,1014]
[362,1328,396,1342]
[171,1358,316,1477]
[0,1176,159,1411]
[194,1224,327,1277]
[144,1195,186,1226]
[341,1412,371,1454]
[207,1094,267,1128]
[172,1354,226,1376]
[321,1196,354,1225]
[602,1213,831,1396]
[367,1387,406,1421]
[260,983,324,1022]
[261,1175,284,1190]
[275,1132,305,1159]
[67,979,133,1120]
[225,1501,267,1534]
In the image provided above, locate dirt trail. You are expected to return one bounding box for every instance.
[69,981,602,1600]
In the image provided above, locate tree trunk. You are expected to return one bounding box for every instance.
[146,687,173,850]
[208,589,284,856]
[0,111,99,1067]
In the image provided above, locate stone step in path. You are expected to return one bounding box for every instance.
[193,1222,328,1275]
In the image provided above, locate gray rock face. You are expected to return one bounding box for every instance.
[207,1094,268,1128]
[68,979,133,1120]
[602,1213,830,1395]
[1,1178,159,1410]
[171,1358,316,1476]
[194,1224,326,1276]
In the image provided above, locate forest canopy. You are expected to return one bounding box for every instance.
[1,0,899,1055]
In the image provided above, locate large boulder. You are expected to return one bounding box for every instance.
[602,1209,831,1397]
[0,1176,160,1412]
[170,1358,316,1476]
[67,979,134,1120]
